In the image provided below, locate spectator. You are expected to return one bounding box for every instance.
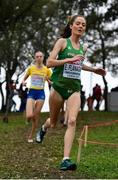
[92,84,102,110]
[18,84,28,112]
[87,94,93,111]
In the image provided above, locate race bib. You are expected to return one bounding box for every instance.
[63,56,84,80]
[31,75,44,88]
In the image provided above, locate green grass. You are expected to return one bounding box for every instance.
[0,111,118,178]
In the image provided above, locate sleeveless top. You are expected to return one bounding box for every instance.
[51,38,85,91]
[26,65,52,90]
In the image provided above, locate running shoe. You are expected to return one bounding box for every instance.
[60,159,77,171]
[36,126,46,143]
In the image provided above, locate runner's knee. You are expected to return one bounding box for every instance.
[68,117,76,127]
[50,123,56,128]
[26,113,34,119]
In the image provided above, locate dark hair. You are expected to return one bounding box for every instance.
[61,15,85,38]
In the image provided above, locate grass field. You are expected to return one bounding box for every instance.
[0,111,118,179]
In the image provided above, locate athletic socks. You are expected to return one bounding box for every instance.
[63,157,70,161]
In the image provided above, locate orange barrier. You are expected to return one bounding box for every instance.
[79,138,118,147]
[87,120,118,128]
[77,120,118,163]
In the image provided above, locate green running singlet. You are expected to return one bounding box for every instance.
[51,38,85,99]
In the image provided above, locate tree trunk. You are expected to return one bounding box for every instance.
[102,76,108,111]
[98,27,108,111]
[0,81,6,112]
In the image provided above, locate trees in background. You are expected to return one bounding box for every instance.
[0,0,58,112]
[58,0,118,110]
[84,0,118,110]
[0,0,118,112]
